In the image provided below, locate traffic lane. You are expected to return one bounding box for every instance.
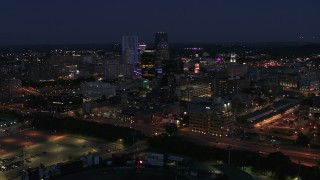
[78,116,320,166]
[179,131,320,166]
[84,116,320,165]
[181,131,320,156]
[180,131,320,155]
[184,134,317,166]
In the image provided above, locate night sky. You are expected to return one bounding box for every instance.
[1,0,319,45]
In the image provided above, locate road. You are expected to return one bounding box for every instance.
[243,128,297,141]
[1,103,319,167]
[82,115,320,166]
[178,130,320,166]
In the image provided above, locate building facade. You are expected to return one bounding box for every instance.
[155,32,170,61]
[81,81,116,102]
[122,36,139,77]
[213,76,250,97]
[47,93,83,112]
[141,49,157,79]
[189,104,235,136]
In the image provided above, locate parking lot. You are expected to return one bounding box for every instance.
[0,130,124,180]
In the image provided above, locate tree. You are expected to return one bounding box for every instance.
[266,152,292,179]
[25,95,47,109]
[314,113,320,119]
[165,123,178,135]
[236,116,246,123]
[279,108,286,115]
[295,133,310,147]
[40,163,45,169]
[101,95,107,102]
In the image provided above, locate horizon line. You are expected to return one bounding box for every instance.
[0,41,319,47]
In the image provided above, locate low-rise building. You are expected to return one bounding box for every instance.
[81,81,116,102]
[189,103,235,136]
[47,93,83,112]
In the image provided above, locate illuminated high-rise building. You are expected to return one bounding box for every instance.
[122,36,139,76]
[141,48,156,79]
[155,32,170,61]
[122,36,139,64]
[154,32,169,77]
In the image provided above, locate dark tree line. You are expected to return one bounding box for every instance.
[0,109,23,121]
[295,133,310,147]
[148,135,320,180]
[31,114,145,146]
[29,113,320,179]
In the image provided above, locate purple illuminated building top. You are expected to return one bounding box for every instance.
[156,68,163,74]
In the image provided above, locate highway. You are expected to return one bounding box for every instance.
[178,130,320,167]
[1,103,319,167]
[85,116,320,166]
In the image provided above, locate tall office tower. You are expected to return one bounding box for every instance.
[155,32,170,76]
[122,36,139,64]
[122,36,139,77]
[155,32,169,60]
[141,49,157,80]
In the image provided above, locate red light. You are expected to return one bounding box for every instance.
[139,160,143,164]
[194,63,200,73]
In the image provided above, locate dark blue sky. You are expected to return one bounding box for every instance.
[1,0,319,45]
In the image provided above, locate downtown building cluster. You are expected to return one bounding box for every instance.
[0,35,320,140]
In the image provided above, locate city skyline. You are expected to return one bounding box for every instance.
[1,0,320,45]
[1,1,320,180]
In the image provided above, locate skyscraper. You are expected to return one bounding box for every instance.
[154,32,169,78]
[155,32,170,61]
[141,48,157,79]
[122,36,139,64]
[155,32,168,48]
[122,36,139,77]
